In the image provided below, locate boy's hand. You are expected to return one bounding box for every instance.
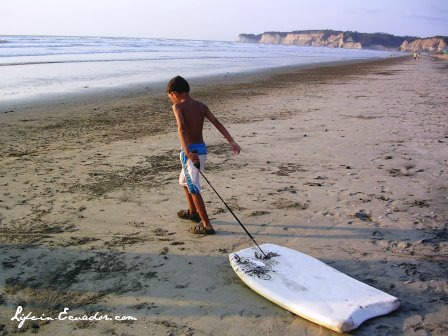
[230,141,241,155]
[188,152,199,164]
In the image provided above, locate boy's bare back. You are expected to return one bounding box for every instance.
[173,98,207,145]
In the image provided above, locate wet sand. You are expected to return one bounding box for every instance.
[0,56,447,335]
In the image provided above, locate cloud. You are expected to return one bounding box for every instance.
[403,12,445,22]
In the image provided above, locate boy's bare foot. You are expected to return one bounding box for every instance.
[177,209,201,222]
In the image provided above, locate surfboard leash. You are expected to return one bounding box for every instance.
[197,169,268,259]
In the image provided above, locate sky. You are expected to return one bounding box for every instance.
[1,0,447,41]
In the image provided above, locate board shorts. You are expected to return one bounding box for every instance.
[179,143,207,194]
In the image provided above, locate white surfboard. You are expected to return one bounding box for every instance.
[229,244,399,333]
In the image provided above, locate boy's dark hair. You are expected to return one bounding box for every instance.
[166,76,190,93]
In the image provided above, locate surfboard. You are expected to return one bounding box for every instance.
[229,243,400,333]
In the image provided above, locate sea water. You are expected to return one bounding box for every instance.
[0,35,391,105]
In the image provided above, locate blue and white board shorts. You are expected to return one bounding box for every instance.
[179,143,207,194]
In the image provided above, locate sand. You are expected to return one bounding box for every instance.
[0,56,447,336]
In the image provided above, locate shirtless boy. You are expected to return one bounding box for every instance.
[166,76,241,234]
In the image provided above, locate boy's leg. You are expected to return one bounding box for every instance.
[183,186,198,215]
[191,193,214,231]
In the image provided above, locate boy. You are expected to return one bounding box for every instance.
[166,76,241,235]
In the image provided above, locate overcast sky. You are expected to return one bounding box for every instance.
[1,0,446,41]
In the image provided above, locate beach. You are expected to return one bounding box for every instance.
[0,55,447,335]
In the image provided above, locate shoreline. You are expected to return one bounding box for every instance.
[1,55,446,335]
[0,56,401,115]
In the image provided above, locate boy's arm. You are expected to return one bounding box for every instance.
[172,104,198,163]
[205,106,241,154]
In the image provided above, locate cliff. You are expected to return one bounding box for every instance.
[238,30,447,52]
[400,37,447,52]
[245,31,362,49]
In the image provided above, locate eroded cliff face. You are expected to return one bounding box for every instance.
[259,33,283,44]
[239,32,362,49]
[282,33,348,48]
[400,38,447,52]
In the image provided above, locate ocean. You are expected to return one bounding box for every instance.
[0,35,391,105]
